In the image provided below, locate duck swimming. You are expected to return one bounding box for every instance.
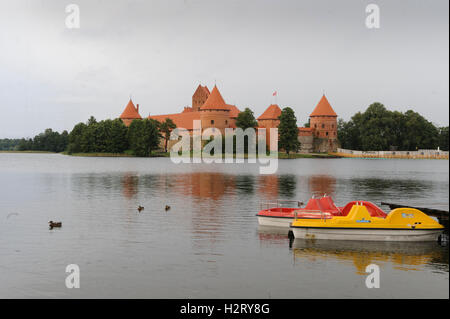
[137,205,144,213]
[49,221,62,229]
[165,205,171,211]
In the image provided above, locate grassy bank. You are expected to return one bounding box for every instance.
[0,150,56,154]
[62,151,171,158]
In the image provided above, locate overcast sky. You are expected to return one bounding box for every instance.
[0,0,448,138]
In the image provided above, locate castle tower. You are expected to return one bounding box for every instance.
[309,95,338,152]
[199,85,230,135]
[192,84,210,111]
[119,99,142,126]
[257,104,282,151]
[257,104,282,129]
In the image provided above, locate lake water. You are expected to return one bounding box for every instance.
[0,153,448,298]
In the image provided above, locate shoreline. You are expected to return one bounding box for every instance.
[3,151,448,159]
[1,150,341,159]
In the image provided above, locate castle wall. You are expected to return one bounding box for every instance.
[257,119,280,129]
[200,110,231,135]
[298,135,314,153]
[313,138,339,153]
[310,116,337,139]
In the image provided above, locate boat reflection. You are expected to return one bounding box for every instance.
[290,238,448,274]
[257,225,290,242]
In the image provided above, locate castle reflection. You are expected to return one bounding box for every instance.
[308,174,336,197]
[121,173,139,199]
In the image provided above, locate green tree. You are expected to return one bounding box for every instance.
[109,119,129,153]
[0,139,21,151]
[337,103,440,151]
[438,126,449,151]
[235,108,258,130]
[160,118,176,153]
[67,122,87,153]
[278,107,300,155]
[235,108,258,154]
[128,119,160,156]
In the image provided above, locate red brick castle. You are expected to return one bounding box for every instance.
[119,84,338,153]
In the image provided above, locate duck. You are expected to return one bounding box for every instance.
[137,205,144,213]
[165,205,171,211]
[49,221,62,229]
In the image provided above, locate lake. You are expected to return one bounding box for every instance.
[0,153,448,298]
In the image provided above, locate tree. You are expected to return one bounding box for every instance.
[159,118,176,153]
[337,103,441,151]
[67,122,87,153]
[438,126,449,151]
[235,108,258,154]
[278,107,300,155]
[14,128,69,152]
[235,108,258,130]
[108,119,129,153]
[0,139,21,151]
[128,119,160,156]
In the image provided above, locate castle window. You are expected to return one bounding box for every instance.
[314,124,317,128]
[211,120,214,125]
[225,120,228,125]
[326,132,329,136]
[322,124,325,128]
[332,124,334,128]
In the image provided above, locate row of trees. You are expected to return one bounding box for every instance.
[66,116,177,156]
[338,103,448,151]
[0,138,21,151]
[16,129,69,152]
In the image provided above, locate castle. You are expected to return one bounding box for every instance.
[119,84,338,153]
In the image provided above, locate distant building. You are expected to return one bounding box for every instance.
[299,95,338,153]
[118,84,338,153]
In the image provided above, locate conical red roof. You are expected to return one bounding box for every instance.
[120,99,142,119]
[200,85,228,111]
[257,104,282,120]
[310,95,337,117]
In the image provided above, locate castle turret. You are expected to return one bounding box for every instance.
[200,85,231,134]
[309,95,337,139]
[309,94,338,152]
[257,104,282,129]
[119,99,142,126]
[192,84,210,111]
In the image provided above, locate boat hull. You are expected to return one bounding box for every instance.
[257,216,294,227]
[291,227,443,242]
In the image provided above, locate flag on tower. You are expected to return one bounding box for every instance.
[273,91,277,96]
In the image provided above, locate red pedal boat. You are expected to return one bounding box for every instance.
[257,196,387,228]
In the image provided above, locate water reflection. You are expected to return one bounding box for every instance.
[257,175,279,200]
[290,239,449,275]
[257,225,290,245]
[122,173,139,199]
[173,172,235,200]
[278,175,297,198]
[114,173,342,204]
[308,175,336,197]
[347,178,429,198]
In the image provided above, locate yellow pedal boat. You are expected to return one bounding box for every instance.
[290,203,444,242]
